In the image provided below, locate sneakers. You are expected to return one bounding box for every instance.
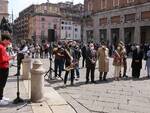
[0,99,9,106]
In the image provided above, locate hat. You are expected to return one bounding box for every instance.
[119,41,124,46]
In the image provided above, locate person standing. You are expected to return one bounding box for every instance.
[146,46,150,78]
[0,35,14,105]
[53,44,64,78]
[15,40,28,76]
[113,44,123,81]
[119,41,128,78]
[131,45,143,78]
[85,43,97,84]
[97,42,109,81]
[63,43,75,86]
[74,45,81,79]
[81,44,87,68]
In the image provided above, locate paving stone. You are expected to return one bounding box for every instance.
[61,93,91,113]
[119,104,150,113]
[51,105,76,113]
[31,102,52,113]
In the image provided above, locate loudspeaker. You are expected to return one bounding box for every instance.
[48,29,55,42]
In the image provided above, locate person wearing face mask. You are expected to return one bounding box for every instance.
[97,42,109,81]
[53,43,65,79]
[85,43,97,84]
[63,42,75,86]
[131,45,143,78]
[113,44,123,81]
[119,41,128,78]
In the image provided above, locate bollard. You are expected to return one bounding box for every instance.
[22,56,32,80]
[30,59,45,103]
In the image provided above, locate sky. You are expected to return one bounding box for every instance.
[9,0,84,19]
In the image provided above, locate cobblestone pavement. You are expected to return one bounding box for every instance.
[42,58,150,113]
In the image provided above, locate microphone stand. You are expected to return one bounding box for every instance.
[12,54,24,104]
[13,72,24,104]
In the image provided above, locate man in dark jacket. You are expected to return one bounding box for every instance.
[85,43,97,84]
[131,45,143,78]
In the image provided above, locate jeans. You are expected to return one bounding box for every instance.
[54,59,63,77]
[75,65,80,78]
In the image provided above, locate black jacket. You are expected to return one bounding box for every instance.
[131,49,143,69]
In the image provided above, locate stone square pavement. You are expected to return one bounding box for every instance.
[1,58,150,113]
[42,58,150,113]
[0,60,76,113]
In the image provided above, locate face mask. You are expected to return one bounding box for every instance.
[117,46,121,50]
[102,46,105,49]
[90,46,94,50]
[58,45,61,48]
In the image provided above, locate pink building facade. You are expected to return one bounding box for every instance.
[29,14,61,43]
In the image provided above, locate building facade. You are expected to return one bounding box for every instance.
[58,2,83,41]
[14,2,83,43]
[0,0,9,21]
[60,19,81,40]
[84,0,150,45]
[14,3,61,43]
[58,2,84,22]
[28,14,61,43]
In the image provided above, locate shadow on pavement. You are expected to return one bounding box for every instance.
[49,75,150,90]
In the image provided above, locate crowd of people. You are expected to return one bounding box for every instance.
[1,36,150,105]
[41,40,150,86]
[8,40,150,85]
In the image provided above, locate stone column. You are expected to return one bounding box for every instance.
[134,26,141,44]
[30,60,45,103]
[22,56,32,80]
[93,16,99,43]
[94,28,100,43]
[120,27,125,42]
[107,28,111,43]
[83,27,87,43]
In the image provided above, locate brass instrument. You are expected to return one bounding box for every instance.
[64,48,78,71]
[64,61,78,71]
